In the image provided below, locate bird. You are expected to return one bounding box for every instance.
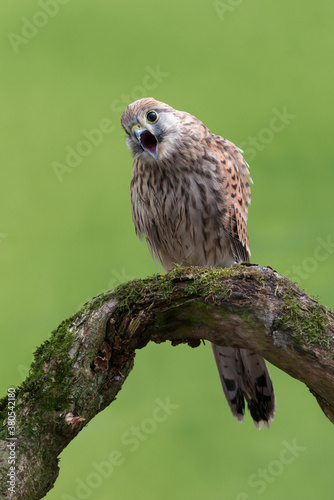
[121,97,276,429]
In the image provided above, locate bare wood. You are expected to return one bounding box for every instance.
[0,265,333,499]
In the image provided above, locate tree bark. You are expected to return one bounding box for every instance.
[0,264,333,499]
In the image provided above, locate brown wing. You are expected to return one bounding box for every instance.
[212,137,252,263]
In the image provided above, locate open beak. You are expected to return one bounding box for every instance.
[132,124,158,159]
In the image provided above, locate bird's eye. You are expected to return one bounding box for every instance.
[146,110,158,123]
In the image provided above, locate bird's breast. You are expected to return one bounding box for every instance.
[130,159,234,269]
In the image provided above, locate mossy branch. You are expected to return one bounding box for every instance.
[1,264,334,499]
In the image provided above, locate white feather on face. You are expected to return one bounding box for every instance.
[121,98,184,162]
[150,111,183,161]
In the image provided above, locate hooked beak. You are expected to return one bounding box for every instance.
[132,124,158,159]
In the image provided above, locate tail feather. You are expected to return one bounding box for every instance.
[211,344,276,429]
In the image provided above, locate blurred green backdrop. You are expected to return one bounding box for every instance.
[1,1,334,499]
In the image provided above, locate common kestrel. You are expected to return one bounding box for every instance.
[121,98,275,428]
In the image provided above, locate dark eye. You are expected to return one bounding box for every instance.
[146,110,158,123]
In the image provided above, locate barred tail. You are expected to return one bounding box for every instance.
[211,344,276,429]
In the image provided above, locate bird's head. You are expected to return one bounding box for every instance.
[121,98,183,161]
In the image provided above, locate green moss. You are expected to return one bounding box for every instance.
[278,283,329,348]
[113,268,185,313]
[113,264,251,313]
[0,395,7,412]
[156,280,176,300]
[113,278,153,312]
[10,293,117,420]
[19,317,75,412]
[242,266,268,287]
[184,266,239,302]
[79,290,115,315]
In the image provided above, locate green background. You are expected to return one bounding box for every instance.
[1,1,334,499]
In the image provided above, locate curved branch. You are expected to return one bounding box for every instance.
[0,265,333,499]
